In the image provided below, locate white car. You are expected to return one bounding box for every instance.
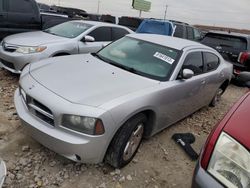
[0,20,133,73]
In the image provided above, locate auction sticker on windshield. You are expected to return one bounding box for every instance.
[153,52,175,64]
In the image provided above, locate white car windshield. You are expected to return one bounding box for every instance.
[44,22,92,38]
[97,37,180,80]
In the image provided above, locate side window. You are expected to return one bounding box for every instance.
[193,28,202,41]
[187,27,194,40]
[183,52,203,75]
[203,52,220,72]
[88,27,112,42]
[8,0,34,13]
[111,27,129,41]
[173,24,184,38]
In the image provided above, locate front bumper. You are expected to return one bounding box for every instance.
[0,46,47,74]
[192,161,223,188]
[14,85,113,163]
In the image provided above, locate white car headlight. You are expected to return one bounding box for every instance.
[16,46,47,54]
[208,132,250,188]
[61,115,105,135]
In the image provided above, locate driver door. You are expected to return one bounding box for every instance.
[155,51,208,131]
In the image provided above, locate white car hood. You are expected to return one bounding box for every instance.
[29,54,157,107]
[3,31,68,46]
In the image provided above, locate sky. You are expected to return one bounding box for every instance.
[37,0,250,30]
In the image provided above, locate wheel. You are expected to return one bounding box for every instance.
[210,88,224,107]
[105,113,146,168]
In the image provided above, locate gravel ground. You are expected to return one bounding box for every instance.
[0,67,248,188]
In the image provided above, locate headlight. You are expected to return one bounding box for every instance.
[16,46,47,54]
[208,132,250,188]
[61,115,105,135]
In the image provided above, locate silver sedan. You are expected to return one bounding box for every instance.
[14,34,233,168]
[0,20,133,73]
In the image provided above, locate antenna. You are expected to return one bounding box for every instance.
[164,3,168,20]
[97,0,101,14]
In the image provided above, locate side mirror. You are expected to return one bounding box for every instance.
[181,69,194,79]
[83,35,95,42]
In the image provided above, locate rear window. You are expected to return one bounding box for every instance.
[202,34,247,51]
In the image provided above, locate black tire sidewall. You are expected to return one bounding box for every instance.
[106,113,147,168]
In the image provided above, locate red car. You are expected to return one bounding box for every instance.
[192,91,250,188]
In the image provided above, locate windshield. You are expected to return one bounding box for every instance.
[97,37,180,80]
[44,22,92,38]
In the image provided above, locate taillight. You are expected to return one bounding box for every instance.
[238,52,250,64]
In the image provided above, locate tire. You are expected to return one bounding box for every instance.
[209,87,224,107]
[105,113,147,168]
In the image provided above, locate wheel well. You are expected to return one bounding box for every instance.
[140,110,156,138]
[53,53,70,57]
[220,80,229,92]
[104,110,156,162]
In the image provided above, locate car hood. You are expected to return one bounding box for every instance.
[29,54,157,107]
[3,31,68,46]
[224,92,250,150]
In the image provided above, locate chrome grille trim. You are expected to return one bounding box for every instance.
[19,88,55,126]
[28,103,54,120]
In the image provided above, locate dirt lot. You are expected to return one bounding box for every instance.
[0,67,248,188]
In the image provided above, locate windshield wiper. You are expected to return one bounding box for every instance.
[93,53,141,75]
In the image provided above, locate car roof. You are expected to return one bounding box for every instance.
[127,33,208,50]
[206,30,250,39]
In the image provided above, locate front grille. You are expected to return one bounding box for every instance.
[0,59,15,69]
[26,95,55,126]
[2,42,18,53]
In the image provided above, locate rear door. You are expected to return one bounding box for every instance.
[202,51,223,103]
[0,0,8,39]
[78,26,112,54]
[7,0,41,35]
[158,51,207,129]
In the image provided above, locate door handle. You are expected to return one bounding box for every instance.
[201,80,206,85]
